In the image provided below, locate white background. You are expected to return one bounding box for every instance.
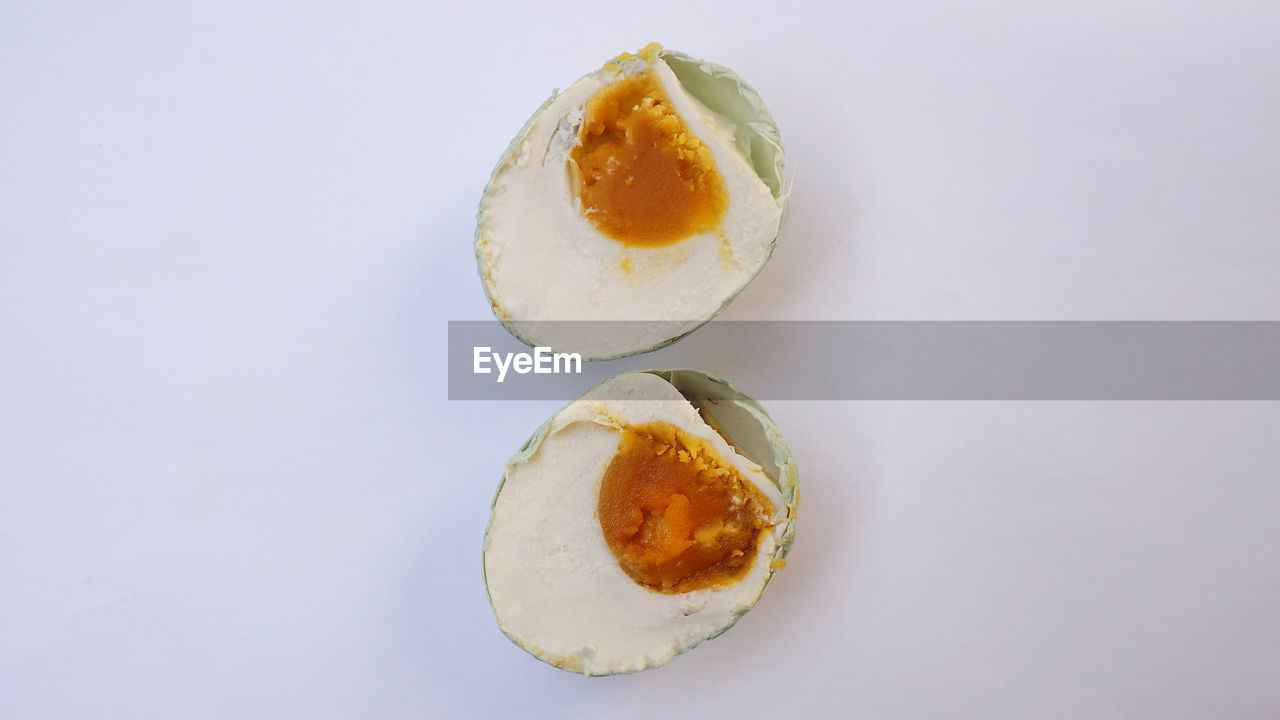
[3,1,1279,717]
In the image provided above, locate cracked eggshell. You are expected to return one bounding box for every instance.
[475,47,789,360]
[481,369,798,675]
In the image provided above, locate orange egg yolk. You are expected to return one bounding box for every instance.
[569,68,729,247]
[597,421,775,593]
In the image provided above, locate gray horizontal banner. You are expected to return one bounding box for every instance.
[448,321,1280,400]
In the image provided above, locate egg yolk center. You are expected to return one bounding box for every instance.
[598,421,775,593]
[569,68,729,247]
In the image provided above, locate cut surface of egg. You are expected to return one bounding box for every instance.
[476,44,787,359]
[483,370,798,675]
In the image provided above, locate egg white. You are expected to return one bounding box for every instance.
[483,372,787,675]
[476,54,784,360]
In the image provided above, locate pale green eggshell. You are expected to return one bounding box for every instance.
[482,369,799,674]
[474,48,789,360]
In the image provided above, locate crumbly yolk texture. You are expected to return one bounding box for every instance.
[569,68,729,247]
[598,421,775,593]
